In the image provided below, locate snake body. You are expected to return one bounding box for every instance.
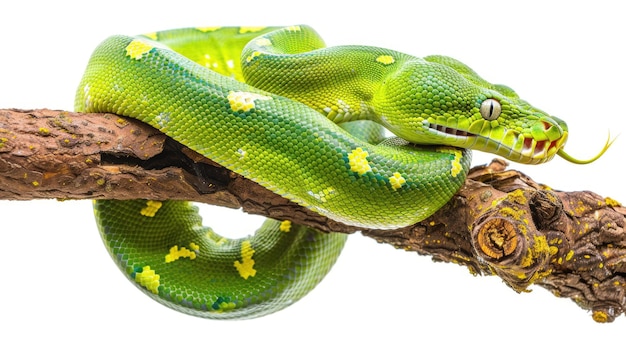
[76,26,571,319]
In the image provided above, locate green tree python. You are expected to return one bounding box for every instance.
[75,25,608,319]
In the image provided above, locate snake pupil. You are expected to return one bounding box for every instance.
[480,98,501,121]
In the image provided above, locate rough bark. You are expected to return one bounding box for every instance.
[1,108,624,322]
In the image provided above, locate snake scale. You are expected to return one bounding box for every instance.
[75,25,604,319]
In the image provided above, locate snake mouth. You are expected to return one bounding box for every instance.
[522,138,560,157]
[514,136,565,163]
[426,122,566,164]
[429,123,476,138]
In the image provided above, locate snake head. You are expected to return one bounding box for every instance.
[375,55,574,165]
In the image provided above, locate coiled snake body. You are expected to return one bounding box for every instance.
[76,26,577,319]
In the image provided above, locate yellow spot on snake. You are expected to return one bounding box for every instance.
[143,32,158,40]
[216,301,236,313]
[125,39,154,60]
[286,25,301,32]
[255,38,272,46]
[437,147,463,177]
[307,187,336,203]
[196,26,221,32]
[140,200,162,217]
[279,220,291,232]
[348,147,371,175]
[450,150,463,177]
[234,240,256,279]
[227,91,272,112]
[389,172,406,190]
[246,51,262,63]
[239,26,267,33]
[165,244,198,263]
[376,55,395,65]
[135,266,160,294]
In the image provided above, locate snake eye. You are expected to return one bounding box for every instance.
[480,98,501,121]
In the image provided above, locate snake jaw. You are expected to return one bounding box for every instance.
[514,133,567,164]
[428,123,476,138]
[424,121,568,164]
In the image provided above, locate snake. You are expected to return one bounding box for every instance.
[75,25,609,319]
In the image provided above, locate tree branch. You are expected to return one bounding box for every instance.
[1,108,624,322]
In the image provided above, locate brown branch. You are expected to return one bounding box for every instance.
[0,108,356,233]
[1,108,624,322]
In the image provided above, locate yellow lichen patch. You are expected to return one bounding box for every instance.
[389,172,406,190]
[143,32,158,40]
[376,55,395,65]
[592,310,609,323]
[519,235,550,268]
[227,91,272,112]
[32,181,39,187]
[38,127,50,135]
[499,206,525,221]
[255,37,272,46]
[533,235,550,256]
[234,240,256,279]
[348,147,371,175]
[245,50,262,63]
[279,220,291,232]
[508,189,528,205]
[517,223,528,235]
[573,200,590,215]
[116,117,129,127]
[196,26,221,32]
[135,266,160,294]
[605,197,621,207]
[239,26,267,33]
[165,245,197,263]
[549,245,559,256]
[549,238,563,245]
[125,39,154,60]
[565,250,575,261]
[140,200,162,217]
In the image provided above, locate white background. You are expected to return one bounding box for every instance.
[1,1,624,349]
